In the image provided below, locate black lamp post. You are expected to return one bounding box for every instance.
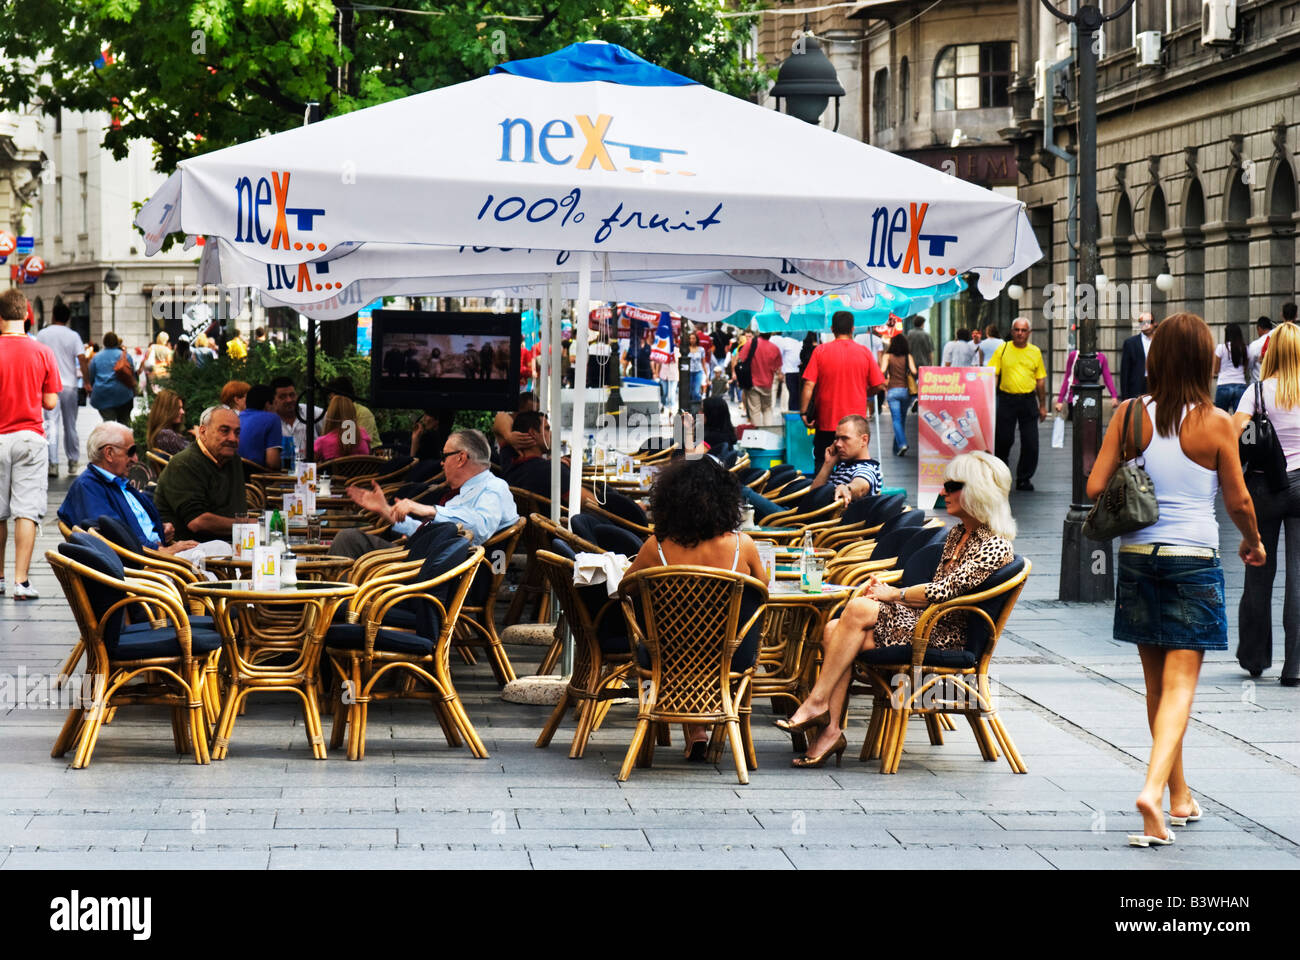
[771,25,846,129]
[1039,0,1135,602]
[104,266,122,334]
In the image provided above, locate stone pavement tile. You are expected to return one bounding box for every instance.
[396,827,650,848]
[615,789,853,811]
[267,848,531,869]
[0,827,149,845]
[41,787,284,804]
[1180,747,1300,769]
[27,812,277,831]
[785,846,1055,869]
[855,796,1094,812]
[142,828,399,846]
[390,789,516,807]
[885,828,1273,849]
[1,850,273,870]
[1239,816,1300,844]
[273,810,510,829]
[754,810,999,831]
[1189,715,1299,743]
[1037,848,1300,870]
[530,849,794,869]
[644,827,900,848]
[1173,770,1300,793]
[989,813,1240,832]
[516,810,759,830]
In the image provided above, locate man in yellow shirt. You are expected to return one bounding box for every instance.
[988,317,1048,491]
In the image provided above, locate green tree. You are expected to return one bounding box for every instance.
[0,1,768,178]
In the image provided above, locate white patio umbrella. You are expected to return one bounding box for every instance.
[138,40,1041,522]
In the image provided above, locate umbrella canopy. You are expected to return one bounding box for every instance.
[720,277,967,334]
[138,42,1039,298]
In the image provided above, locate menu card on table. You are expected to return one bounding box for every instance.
[251,546,281,591]
[232,523,260,559]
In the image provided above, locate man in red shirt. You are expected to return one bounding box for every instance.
[742,331,784,428]
[801,311,886,465]
[0,289,62,599]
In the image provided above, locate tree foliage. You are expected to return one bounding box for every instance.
[0,1,769,176]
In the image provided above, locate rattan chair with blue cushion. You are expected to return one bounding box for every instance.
[535,546,635,757]
[323,530,486,760]
[47,539,220,767]
[617,566,767,784]
[852,557,1031,773]
[453,516,528,686]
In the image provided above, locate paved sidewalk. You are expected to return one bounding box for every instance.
[1,408,1296,869]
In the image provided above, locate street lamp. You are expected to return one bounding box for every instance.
[104,266,122,334]
[1039,0,1135,603]
[771,24,846,129]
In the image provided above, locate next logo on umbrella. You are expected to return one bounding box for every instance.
[497,114,694,176]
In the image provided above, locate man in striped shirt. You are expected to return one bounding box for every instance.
[810,414,882,507]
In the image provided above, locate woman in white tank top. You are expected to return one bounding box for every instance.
[1089,314,1265,847]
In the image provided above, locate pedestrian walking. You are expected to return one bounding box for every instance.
[87,331,136,426]
[1246,316,1274,383]
[1087,312,1265,847]
[1119,312,1158,400]
[979,323,1005,364]
[35,301,84,477]
[989,317,1048,491]
[770,333,804,412]
[1056,346,1119,415]
[882,334,917,456]
[800,311,885,464]
[684,330,708,407]
[942,327,973,366]
[904,316,933,369]
[740,332,782,428]
[1213,322,1249,413]
[0,289,62,600]
[1232,322,1300,685]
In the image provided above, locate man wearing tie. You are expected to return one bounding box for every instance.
[1119,313,1158,400]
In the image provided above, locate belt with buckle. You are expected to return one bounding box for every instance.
[1119,544,1218,559]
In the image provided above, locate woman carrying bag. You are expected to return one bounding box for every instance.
[1232,322,1300,685]
[1087,313,1265,847]
[86,331,136,426]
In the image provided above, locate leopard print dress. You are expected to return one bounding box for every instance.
[872,524,1015,651]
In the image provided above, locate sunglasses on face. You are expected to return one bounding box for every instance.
[440,448,464,462]
[943,480,964,494]
[109,444,138,457]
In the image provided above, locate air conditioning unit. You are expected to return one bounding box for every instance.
[1135,31,1162,66]
[1202,0,1237,46]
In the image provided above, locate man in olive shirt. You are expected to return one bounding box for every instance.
[988,317,1048,491]
[154,405,247,538]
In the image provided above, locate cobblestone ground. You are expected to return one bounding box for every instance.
[1,406,1296,869]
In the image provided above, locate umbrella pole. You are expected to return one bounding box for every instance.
[875,403,884,476]
[568,253,591,521]
[547,275,563,529]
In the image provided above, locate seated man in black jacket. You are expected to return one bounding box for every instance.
[504,411,607,510]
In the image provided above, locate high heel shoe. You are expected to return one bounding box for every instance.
[774,709,830,734]
[1169,799,1202,826]
[792,733,847,768]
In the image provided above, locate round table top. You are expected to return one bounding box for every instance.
[743,525,801,535]
[186,579,357,598]
[766,581,851,602]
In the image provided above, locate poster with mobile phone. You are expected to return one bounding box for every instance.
[917,366,996,508]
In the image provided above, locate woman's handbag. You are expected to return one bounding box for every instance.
[906,358,918,396]
[112,350,138,393]
[1239,380,1289,493]
[1082,397,1159,541]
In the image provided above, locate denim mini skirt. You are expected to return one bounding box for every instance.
[1113,549,1228,651]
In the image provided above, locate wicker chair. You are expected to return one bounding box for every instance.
[453,516,528,686]
[323,542,487,760]
[851,557,1031,774]
[617,566,767,784]
[46,541,219,767]
[319,454,392,482]
[504,491,560,626]
[534,547,636,757]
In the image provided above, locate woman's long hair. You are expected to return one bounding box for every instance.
[1146,313,1214,438]
[323,395,361,456]
[1224,323,1246,370]
[1261,322,1299,410]
[147,389,183,450]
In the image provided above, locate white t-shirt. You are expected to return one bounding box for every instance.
[1214,343,1247,385]
[943,340,975,367]
[770,335,803,374]
[1237,379,1300,472]
[1247,334,1269,382]
[35,324,84,386]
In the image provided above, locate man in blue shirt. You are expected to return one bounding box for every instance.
[238,383,284,470]
[58,422,198,553]
[329,428,518,559]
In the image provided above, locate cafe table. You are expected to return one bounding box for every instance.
[754,580,853,753]
[186,579,357,760]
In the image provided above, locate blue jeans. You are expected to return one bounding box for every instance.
[660,378,677,411]
[689,370,704,403]
[886,387,911,454]
[1114,549,1228,650]
[1215,382,1247,414]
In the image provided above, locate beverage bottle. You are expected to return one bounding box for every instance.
[269,508,284,549]
[800,530,814,589]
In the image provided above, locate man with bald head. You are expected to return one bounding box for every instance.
[154,405,247,539]
[58,421,197,554]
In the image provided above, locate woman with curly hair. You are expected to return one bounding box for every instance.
[623,456,768,759]
[146,389,190,455]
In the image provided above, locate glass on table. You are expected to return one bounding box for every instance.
[306,513,322,544]
[801,555,826,592]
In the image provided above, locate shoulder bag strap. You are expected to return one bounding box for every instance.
[1127,395,1145,465]
[1255,380,1268,423]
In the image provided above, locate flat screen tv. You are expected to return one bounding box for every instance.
[370,310,521,411]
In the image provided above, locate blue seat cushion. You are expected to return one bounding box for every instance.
[857,645,978,669]
[123,615,216,633]
[112,625,224,660]
[324,623,435,657]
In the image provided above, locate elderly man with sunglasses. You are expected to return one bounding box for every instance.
[57,422,198,555]
[331,428,518,560]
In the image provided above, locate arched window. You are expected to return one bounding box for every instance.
[873,68,890,134]
[1182,178,1206,318]
[934,43,1016,111]
[1267,163,1297,303]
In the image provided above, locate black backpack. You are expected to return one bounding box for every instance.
[734,337,758,391]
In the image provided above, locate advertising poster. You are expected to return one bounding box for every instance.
[916,366,996,508]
